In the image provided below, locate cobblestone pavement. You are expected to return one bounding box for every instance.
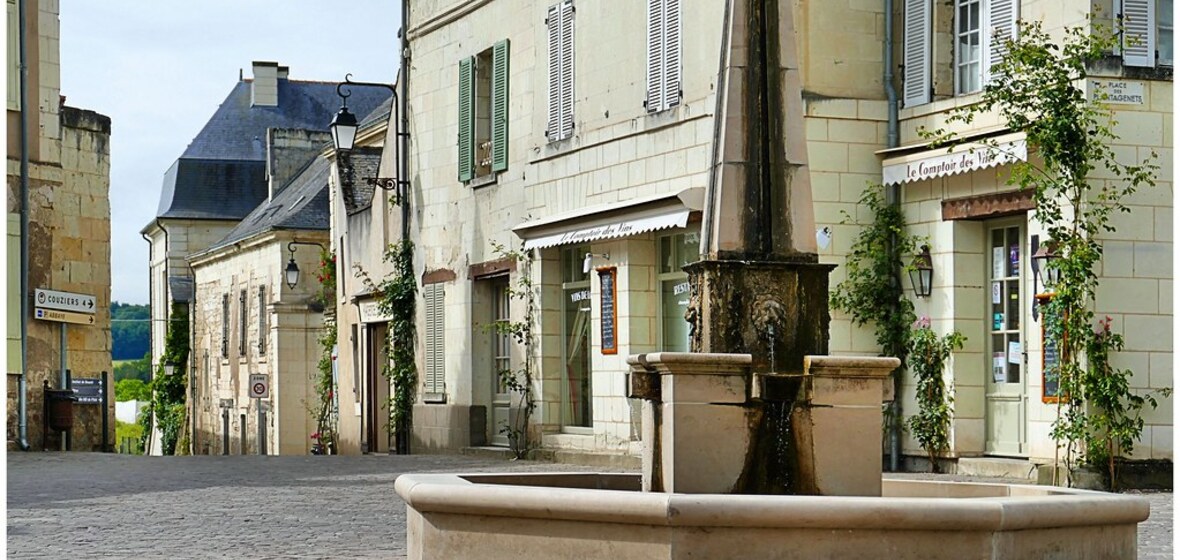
[7,453,1173,559]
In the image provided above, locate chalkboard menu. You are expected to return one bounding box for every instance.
[72,378,104,405]
[598,267,617,355]
[1039,294,1062,403]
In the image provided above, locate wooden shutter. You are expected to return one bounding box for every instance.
[423,283,445,396]
[239,289,247,356]
[457,57,475,182]
[1122,0,1156,67]
[221,294,229,358]
[646,0,664,112]
[559,0,575,138]
[903,0,932,107]
[491,39,510,172]
[7,0,18,111]
[546,4,562,140]
[987,0,1018,83]
[663,0,681,109]
[257,287,266,355]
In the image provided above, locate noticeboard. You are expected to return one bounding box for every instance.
[598,267,617,355]
[72,378,104,405]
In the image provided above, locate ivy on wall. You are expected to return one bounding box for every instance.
[139,301,189,455]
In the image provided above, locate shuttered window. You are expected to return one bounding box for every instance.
[238,289,247,356]
[955,0,984,94]
[1160,0,1174,65]
[986,0,1018,83]
[221,294,229,358]
[257,287,267,356]
[7,0,18,111]
[903,0,932,107]
[1122,0,1157,67]
[458,40,510,181]
[423,282,446,400]
[645,0,681,113]
[547,1,575,142]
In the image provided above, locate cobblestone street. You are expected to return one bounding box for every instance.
[6,453,1172,559]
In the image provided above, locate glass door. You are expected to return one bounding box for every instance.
[561,246,592,429]
[490,279,512,446]
[985,221,1027,456]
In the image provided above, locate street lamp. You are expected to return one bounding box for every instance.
[908,245,934,298]
[329,105,358,153]
[331,75,406,193]
[285,241,325,289]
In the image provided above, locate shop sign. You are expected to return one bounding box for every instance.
[1090,79,1145,105]
[882,138,1027,185]
[359,299,392,323]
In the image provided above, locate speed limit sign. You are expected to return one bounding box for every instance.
[249,374,269,399]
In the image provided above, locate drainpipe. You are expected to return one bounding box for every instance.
[16,0,31,450]
[884,0,903,472]
[399,1,411,244]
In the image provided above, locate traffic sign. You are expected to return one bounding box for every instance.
[35,288,97,314]
[34,307,96,325]
[249,374,269,399]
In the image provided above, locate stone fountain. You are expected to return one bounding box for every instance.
[393,1,1149,557]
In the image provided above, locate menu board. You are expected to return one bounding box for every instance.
[1039,294,1062,403]
[598,267,617,355]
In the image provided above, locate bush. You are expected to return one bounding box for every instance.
[115,378,151,402]
[116,420,143,455]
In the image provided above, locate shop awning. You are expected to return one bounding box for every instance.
[880,131,1027,186]
[513,187,704,250]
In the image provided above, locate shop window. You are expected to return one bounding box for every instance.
[458,40,510,183]
[658,232,698,352]
[560,245,592,429]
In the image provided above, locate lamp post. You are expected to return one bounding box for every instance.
[285,240,326,289]
[908,245,934,298]
[331,76,408,198]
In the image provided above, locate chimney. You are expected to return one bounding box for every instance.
[277,65,289,80]
[251,61,280,107]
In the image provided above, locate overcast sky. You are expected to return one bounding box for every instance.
[60,1,400,304]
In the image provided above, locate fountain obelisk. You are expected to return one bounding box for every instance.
[686,0,833,372]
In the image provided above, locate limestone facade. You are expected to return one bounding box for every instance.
[6,0,113,451]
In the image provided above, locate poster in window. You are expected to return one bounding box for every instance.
[598,267,617,355]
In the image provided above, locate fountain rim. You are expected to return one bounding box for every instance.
[394,472,1148,532]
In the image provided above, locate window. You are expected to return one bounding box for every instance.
[238,289,247,357]
[221,294,229,358]
[547,0,575,141]
[956,0,983,94]
[645,0,681,113]
[7,0,18,111]
[659,232,697,352]
[423,282,446,400]
[492,280,511,399]
[561,245,592,429]
[257,287,267,355]
[1124,0,1174,67]
[903,0,1018,105]
[458,40,510,182]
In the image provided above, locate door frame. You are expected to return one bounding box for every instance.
[984,218,1028,457]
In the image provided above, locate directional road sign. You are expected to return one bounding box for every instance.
[34,307,96,325]
[35,288,97,314]
[249,374,269,399]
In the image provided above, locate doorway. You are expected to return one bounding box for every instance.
[490,278,512,446]
[984,220,1027,456]
[364,322,389,453]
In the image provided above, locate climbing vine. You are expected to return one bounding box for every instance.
[488,242,538,459]
[310,319,337,454]
[140,301,189,455]
[922,21,1166,487]
[906,317,965,473]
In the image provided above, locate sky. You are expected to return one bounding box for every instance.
[60,1,401,304]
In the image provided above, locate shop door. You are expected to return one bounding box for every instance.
[365,323,389,453]
[985,221,1027,456]
[490,279,512,446]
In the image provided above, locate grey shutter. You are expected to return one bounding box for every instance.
[546,4,562,140]
[1122,0,1155,67]
[457,57,475,181]
[257,287,266,355]
[987,0,1018,83]
[903,0,932,107]
[423,284,436,392]
[559,0,575,138]
[221,294,229,358]
[433,284,445,395]
[423,283,445,396]
[663,0,681,109]
[491,39,511,172]
[239,289,247,356]
[645,0,664,112]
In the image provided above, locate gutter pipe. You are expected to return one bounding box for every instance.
[17,0,30,450]
[884,0,903,472]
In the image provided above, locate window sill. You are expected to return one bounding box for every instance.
[468,173,499,189]
[423,392,447,404]
[899,92,984,120]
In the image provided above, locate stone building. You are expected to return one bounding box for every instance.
[6,0,113,451]
[144,61,387,454]
[335,0,1171,475]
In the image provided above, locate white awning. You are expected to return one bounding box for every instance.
[514,187,704,250]
[881,132,1027,186]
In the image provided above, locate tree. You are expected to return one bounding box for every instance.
[110,302,150,360]
[115,378,151,402]
[922,21,1166,488]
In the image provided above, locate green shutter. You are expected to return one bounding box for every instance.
[491,39,510,172]
[457,56,475,182]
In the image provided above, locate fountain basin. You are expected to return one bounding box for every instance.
[394,472,1147,560]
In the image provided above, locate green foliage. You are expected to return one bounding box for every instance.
[311,320,338,453]
[140,302,189,455]
[487,242,538,460]
[115,378,151,402]
[113,353,151,383]
[116,420,143,455]
[906,317,965,472]
[314,249,337,310]
[111,302,150,361]
[922,21,1165,486]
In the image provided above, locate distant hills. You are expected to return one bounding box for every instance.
[111,302,149,361]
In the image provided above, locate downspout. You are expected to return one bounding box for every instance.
[16,0,30,450]
[884,0,902,472]
[399,1,411,243]
[147,218,170,456]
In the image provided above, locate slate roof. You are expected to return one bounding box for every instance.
[340,147,384,215]
[153,76,390,224]
[205,155,333,253]
[168,276,193,303]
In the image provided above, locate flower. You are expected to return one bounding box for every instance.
[913,316,931,329]
[310,432,321,440]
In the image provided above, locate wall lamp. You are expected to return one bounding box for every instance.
[908,245,934,298]
[285,240,326,289]
[583,252,610,274]
[1031,239,1061,294]
[330,75,408,193]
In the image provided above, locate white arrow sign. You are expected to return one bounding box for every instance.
[35,288,97,314]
